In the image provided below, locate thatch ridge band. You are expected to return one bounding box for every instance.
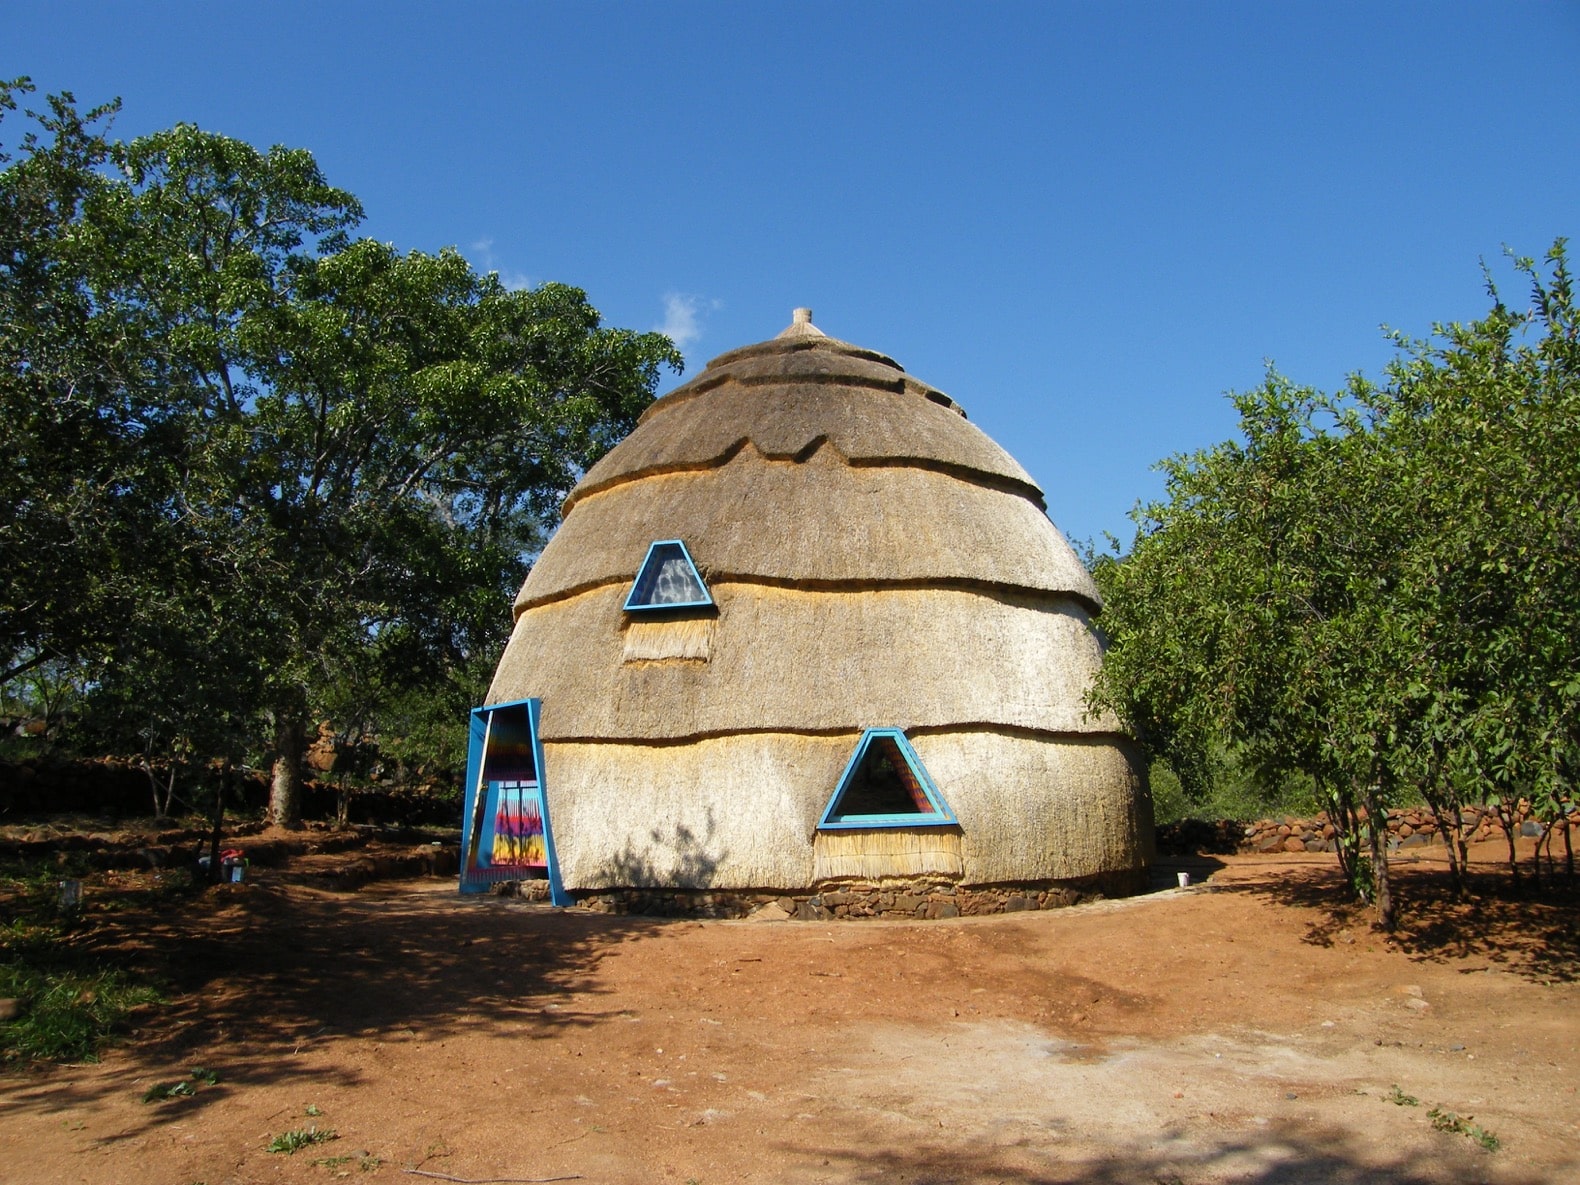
[536,722,1136,748]
[635,369,967,436]
[516,572,1102,617]
[702,335,902,373]
[567,449,1047,515]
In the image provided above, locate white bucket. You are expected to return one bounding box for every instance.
[1176,872,1191,889]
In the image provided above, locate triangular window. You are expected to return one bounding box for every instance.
[624,540,713,611]
[819,729,957,829]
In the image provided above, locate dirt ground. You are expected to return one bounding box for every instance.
[2,836,1577,1185]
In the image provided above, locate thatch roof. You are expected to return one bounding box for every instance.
[518,325,1099,611]
[487,310,1150,894]
[517,443,1096,611]
[567,345,1040,508]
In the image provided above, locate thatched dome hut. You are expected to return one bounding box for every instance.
[486,310,1152,912]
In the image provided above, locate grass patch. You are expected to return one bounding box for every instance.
[1385,1084,1419,1106]
[267,1126,339,1154]
[1428,1107,1500,1151]
[0,961,161,1064]
[142,1066,221,1102]
[2,856,168,1067]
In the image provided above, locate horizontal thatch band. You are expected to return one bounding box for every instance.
[646,342,964,417]
[521,444,1096,609]
[540,729,1149,891]
[570,378,1037,511]
[689,333,906,378]
[490,581,1121,741]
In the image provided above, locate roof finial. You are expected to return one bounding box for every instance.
[776,306,827,340]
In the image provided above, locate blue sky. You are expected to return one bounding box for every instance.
[8,2,1577,547]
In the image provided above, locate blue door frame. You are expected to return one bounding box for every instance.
[459,697,571,905]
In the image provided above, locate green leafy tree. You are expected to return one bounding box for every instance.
[2,80,682,822]
[0,80,133,691]
[1090,243,1579,924]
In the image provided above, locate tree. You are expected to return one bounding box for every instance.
[1089,243,1580,925]
[0,80,133,690]
[1,80,683,823]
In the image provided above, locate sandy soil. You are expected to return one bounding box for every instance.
[2,839,1576,1185]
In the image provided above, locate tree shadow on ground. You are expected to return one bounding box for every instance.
[797,1119,1538,1185]
[1211,857,1580,985]
[4,874,680,1135]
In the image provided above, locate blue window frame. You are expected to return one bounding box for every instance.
[818,728,957,829]
[624,540,713,611]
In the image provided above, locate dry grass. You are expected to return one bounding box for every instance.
[812,828,966,880]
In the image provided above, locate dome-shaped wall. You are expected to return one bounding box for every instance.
[487,312,1151,896]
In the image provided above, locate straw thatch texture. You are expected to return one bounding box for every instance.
[569,354,1037,511]
[541,733,839,889]
[620,616,714,662]
[539,729,1147,890]
[492,582,1120,741]
[812,829,965,881]
[633,338,957,421]
[519,445,1096,610]
[909,731,1153,884]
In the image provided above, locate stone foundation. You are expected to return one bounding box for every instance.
[573,868,1149,920]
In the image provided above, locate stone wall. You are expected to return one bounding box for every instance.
[1234,802,1577,855]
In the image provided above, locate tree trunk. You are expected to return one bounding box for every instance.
[1323,783,1364,899]
[269,714,307,829]
[1431,805,1469,900]
[1493,798,1520,886]
[206,764,228,884]
[1365,784,1395,931]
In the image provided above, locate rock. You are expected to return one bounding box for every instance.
[0,998,21,1022]
[1283,838,1306,853]
[745,901,790,923]
[1005,896,1033,912]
